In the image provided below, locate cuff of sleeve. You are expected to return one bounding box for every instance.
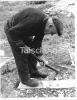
[15,40,25,47]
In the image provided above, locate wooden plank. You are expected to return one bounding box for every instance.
[18,79,76,89]
[40,79,76,88]
[0,57,14,68]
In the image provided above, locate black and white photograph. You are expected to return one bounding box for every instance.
[0,0,76,98]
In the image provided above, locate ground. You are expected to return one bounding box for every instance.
[0,0,75,98]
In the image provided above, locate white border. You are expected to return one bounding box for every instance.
[75,0,77,98]
[0,0,77,99]
[0,0,48,1]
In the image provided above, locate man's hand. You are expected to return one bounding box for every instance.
[28,36,35,42]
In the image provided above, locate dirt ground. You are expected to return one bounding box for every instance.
[0,0,75,98]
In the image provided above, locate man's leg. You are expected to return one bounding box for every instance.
[28,33,47,78]
[28,53,47,78]
[11,45,30,82]
[9,42,39,87]
[28,53,38,74]
[5,20,30,81]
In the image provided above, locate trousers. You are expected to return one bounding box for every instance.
[5,29,44,82]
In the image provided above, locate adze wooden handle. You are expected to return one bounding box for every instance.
[30,53,59,74]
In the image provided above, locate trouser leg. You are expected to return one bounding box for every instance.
[6,35,30,82]
[28,53,38,74]
[11,46,30,82]
[7,42,39,86]
[28,34,44,74]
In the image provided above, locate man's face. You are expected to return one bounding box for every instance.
[44,17,57,36]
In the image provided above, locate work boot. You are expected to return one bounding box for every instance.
[31,71,48,78]
[22,78,39,87]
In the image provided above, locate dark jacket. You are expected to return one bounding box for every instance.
[5,8,48,48]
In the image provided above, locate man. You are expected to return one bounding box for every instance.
[4,7,63,87]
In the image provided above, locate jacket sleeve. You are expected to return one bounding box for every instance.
[14,40,25,47]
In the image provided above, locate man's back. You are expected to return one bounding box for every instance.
[6,8,47,41]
